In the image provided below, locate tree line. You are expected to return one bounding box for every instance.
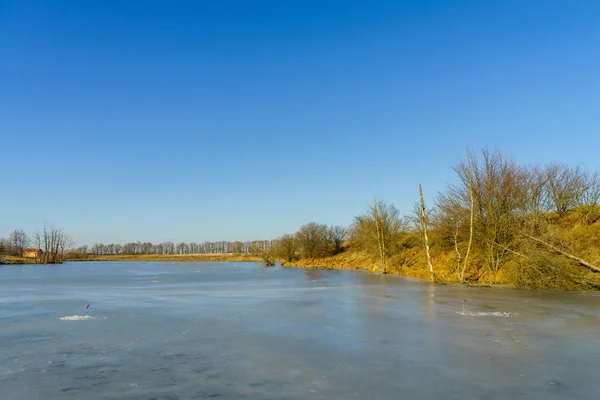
[0,226,71,264]
[68,240,276,257]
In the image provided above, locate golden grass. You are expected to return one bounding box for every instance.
[284,211,600,290]
[0,255,36,264]
[283,245,568,286]
[284,251,388,274]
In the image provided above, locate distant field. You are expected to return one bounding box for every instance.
[69,253,261,262]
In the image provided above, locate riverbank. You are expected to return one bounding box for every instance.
[0,255,36,265]
[283,249,458,281]
[282,249,600,290]
[283,259,515,289]
[67,253,261,263]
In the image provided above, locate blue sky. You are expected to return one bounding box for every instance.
[1,1,599,245]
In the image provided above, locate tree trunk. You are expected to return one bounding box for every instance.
[460,178,475,282]
[419,184,435,283]
[524,234,600,273]
[374,214,386,274]
[454,222,461,277]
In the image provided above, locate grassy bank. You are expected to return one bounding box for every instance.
[0,255,36,265]
[283,248,600,289]
[67,253,261,263]
[283,251,509,286]
[282,250,441,281]
[283,210,600,290]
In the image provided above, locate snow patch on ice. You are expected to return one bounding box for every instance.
[59,315,95,321]
[457,311,517,317]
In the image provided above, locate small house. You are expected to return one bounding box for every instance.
[22,248,43,258]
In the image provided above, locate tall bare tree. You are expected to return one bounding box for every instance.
[0,238,9,255]
[545,163,584,215]
[9,229,29,256]
[419,185,435,283]
[459,173,474,283]
[352,200,404,274]
[35,225,70,263]
[437,149,528,280]
[329,225,348,254]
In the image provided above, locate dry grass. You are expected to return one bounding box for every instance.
[0,255,36,265]
[283,249,469,283]
[283,210,600,290]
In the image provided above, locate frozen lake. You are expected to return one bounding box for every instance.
[1,261,599,399]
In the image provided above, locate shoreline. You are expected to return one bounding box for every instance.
[281,261,518,290]
[4,253,595,291]
[0,256,36,265]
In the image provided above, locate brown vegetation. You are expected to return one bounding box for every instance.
[0,255,37,265]
[282,149,600,291]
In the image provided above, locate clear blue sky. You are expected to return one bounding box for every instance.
[1,1,599,246]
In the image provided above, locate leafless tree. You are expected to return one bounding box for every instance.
[250,243,276,266]
[35,225,69,263]
[437,149,528,280]
[229,241,244,254]
[460,172,474,283]
[419,185,435,283]
[295,222,333,259]
[9,229,29,256]
[329,225,348,254]
[275,234,298,262]
[574,169,600,225]
[0,238,10,255]
[352,200,404,274]
[545,163,584,215]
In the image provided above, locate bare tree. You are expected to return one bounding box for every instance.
[295,222,332,259]
[437,149,528,280]
[9,229,29,256]
[574,169,600,225]
[459,173,474,283]
[329,225,348,254]
[58,233,73,259]
[0,238,10,255]
[250,243,276,266]
[419,185,435,283]
[275,234,298,262]
[142,242,153,254]
[229,241,244,254]
[523,165,552,223]
[545,163,584,215]
[352,200,404,274]
[35,225,69,263]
